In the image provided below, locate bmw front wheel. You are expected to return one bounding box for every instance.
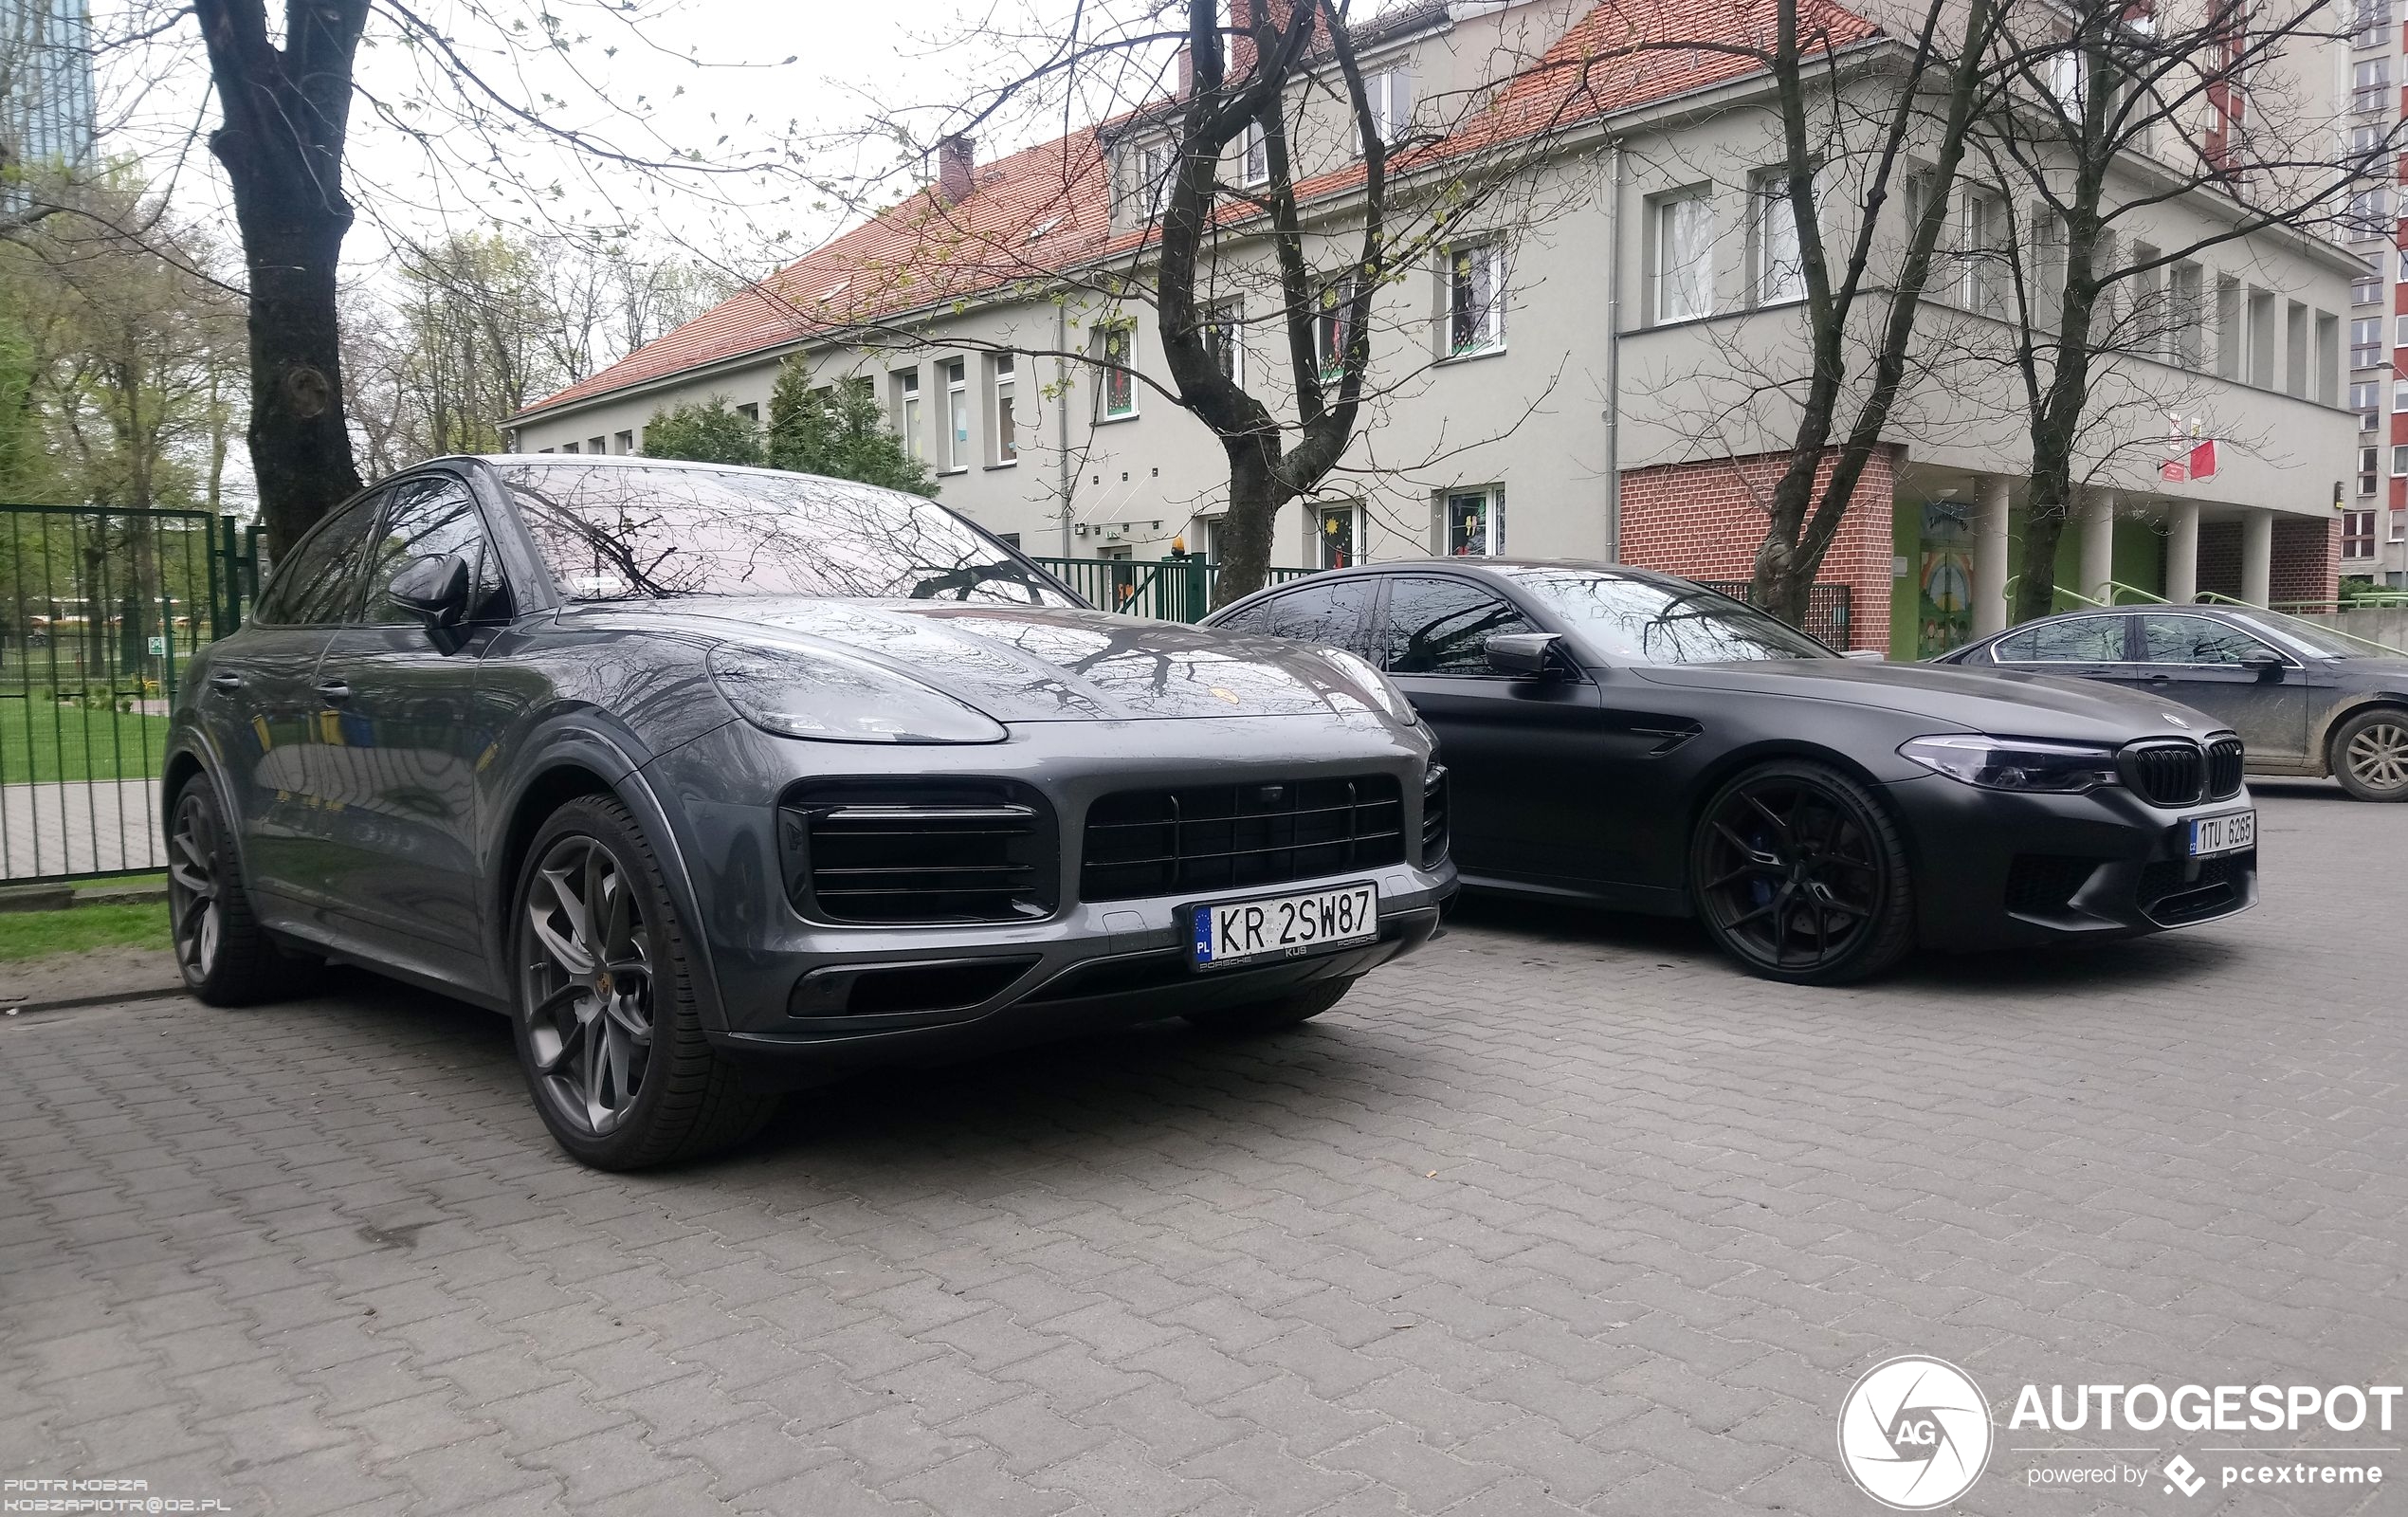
[511,795,776,1169]
[1688,760,1915,986]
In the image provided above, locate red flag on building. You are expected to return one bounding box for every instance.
[2188,438,2218,481]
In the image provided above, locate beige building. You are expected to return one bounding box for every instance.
[508,0,2363,654]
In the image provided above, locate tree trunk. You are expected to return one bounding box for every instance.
[1210,444,1285,610]
[196,0,370,557]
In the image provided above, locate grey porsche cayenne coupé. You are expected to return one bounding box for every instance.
[163,458,1454,1168]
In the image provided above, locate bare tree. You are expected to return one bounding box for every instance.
[1974,0,2364,618]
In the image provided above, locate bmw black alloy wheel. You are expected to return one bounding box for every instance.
[1691,762,1912,984]
[520,833,658,1137]
[168,788,223,982]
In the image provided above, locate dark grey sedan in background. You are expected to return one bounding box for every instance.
[1934,604,2408,801]
[163,459,1453,1169]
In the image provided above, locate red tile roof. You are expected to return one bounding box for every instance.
[517,0,1879,420]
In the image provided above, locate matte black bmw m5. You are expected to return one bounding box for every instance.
[163,458,1453,1168]
[1207,560,2257,984]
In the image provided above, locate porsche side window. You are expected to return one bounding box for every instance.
[1380,576,1535,675]
[2138,615,2279,667]
[1223,580,1377,654]
[363,480,510,625]
[1991,616,2126,664]
[256,494,384,627]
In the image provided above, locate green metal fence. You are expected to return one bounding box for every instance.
[1030,556,1317,621]
[2,505,262,884]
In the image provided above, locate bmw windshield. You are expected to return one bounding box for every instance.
[1503,569,1835,664]
[498,462,1077,608]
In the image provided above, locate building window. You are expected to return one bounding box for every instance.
[2353,317,2383,368]
[941,359,969,471]
[1316,275,1358,378]
[894,369,923,460]
[2360,446,2381,496]
[2344,509,2378,557]
[1652,190,1712,323]
[732,407,756,430]
[2391,444,2408,475]
[990,354,1017,464]
[1445,241,1505,355]
[2356,274,2384,306]
[612,430,633,455]
[2356,380,2381,430]
[1319,502,1361,569]
[1240,121,1268,187]
[1098,324,1136,417]
[2393,507,2407,541]
[560,441,578,454]
[1122,139,1172,223]
[1445,487,1505,557]
[2169,263,2205,369]
[1750,169,1805,305]
[2357,0,2392,46]
[1361,65,1414,149]
[1203,299,1243,386]
[2346,185,2391,237]
[2355,59,2391,113]
[1960,188,2009,317]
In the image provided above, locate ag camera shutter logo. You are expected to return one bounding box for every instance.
[1836,1355,1994,1509]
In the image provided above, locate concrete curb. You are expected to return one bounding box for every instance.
[1,985,189,1017]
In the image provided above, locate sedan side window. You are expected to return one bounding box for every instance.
[2139,615,2279,667]
[363,479,510,626]
[1218,579,1377,654]
[1379,576,1536,675]
[256,494,384,627]
[1991,615,2127,664]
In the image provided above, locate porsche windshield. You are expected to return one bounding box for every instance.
[499,463,1077,607]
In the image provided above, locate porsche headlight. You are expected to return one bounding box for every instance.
[707,644,1006,744]
[1899,734,2121,793]
[1320,648,1415,723]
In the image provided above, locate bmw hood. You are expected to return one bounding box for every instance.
[599,598,1403,724]
[1630,658,2224,742]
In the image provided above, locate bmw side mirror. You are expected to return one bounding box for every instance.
[1486,631,1562,679]
[388,553,471,634]
[2239,650,2284,682]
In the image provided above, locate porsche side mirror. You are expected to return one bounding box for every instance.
[388,553,471,634]
[1486,631,1563,679]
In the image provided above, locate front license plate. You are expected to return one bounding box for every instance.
[2188,809,2255,857]
[1191,883,1378,969]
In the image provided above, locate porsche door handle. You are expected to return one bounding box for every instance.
[316,680,353,704]
[208,672,244,691]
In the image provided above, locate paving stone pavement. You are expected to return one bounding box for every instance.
[2,780,2401,1517]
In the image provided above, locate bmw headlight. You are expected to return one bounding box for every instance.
[1320,649,1416,723]
[1899,734,2121,793]
[707,644,1006,744]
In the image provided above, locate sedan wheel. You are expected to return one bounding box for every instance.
[2333,708,2408,801]
[1689,760,1915,985]
[510,795,777,1169]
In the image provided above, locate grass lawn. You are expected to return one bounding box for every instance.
[0,695,173,784]
[0,901,171,960]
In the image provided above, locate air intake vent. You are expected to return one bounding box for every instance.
[2121,740,2204,807]
[2137,854,2248,926]
[2004,854,2099,916]
[1421,764,1450,868]
[1082,774,1406,903]
[780,781,1056,924]
[2206,737,2244,799]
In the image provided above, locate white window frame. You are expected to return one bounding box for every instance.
[1960,188,2009,317]
[1318,501,1363,570]
[2391,443,2408,475]
[2392,507,2408,542]
[1098,323,1138,419]
[990,353,1018,465]
[2354,317,2384,368]
[941,359,969,472]
[2360,445,2381,496]
[1750,169,1807,306]
[1444,486,1505,557]
[895,369,923,461]
[1652,189,1712,324]
[1359,64,1414,151]
[1240,121,1268,188]
[1444,241,1505,356]
[2356,59,2392,113]
[1316,275,1358,379]
[2343,508,2378,557]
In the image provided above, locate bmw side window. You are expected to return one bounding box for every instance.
[1991,616,2126,664]
[362,479,510,625]
[2139,615,2278,667]
[257,495,384,627]
[1379,576,1536,675]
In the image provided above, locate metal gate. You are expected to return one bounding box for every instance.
[1,506,262,883]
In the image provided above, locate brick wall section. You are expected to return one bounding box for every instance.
[2187,518,2338,604]
[2272,517,2341,604]
[1618,448,1896,651]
